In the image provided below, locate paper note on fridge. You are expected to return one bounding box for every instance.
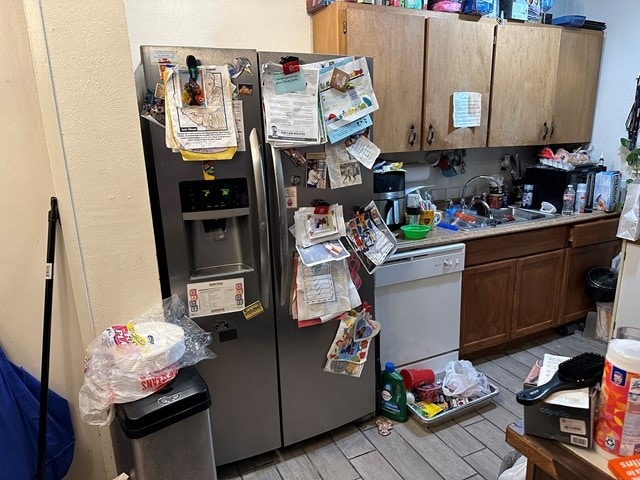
[262,62,321,146]
[164,65,238,151]
[302,263,336,304]
[452,92,482,128]
[187,278,245,318]
[320,57,379,132]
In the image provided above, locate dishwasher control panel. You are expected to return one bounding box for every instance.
[374,244,465,288]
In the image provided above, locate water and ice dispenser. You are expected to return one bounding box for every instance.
[179,178,254,280]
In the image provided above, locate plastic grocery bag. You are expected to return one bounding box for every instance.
[617,180,640,241]
[498,454,527,480]
[79,295,215,426]
[441,360,490,398]
[0,347,74,480]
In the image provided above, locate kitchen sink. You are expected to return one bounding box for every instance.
[442,207,557,232]
[490,207,557,223]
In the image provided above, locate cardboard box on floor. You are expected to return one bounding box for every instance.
[522,354,597,448]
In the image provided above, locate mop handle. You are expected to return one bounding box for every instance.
[36,197,59,480]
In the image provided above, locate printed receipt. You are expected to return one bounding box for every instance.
[538,353,590,409]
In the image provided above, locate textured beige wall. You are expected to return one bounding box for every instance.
[7,0,311,478]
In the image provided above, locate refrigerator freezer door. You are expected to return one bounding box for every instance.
[141,46,280,465]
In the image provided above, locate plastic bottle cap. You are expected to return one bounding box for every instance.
[384,362,395,372]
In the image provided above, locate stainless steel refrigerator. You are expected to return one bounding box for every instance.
[140,46,377,466]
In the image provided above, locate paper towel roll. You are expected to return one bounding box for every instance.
[595,338,640,458]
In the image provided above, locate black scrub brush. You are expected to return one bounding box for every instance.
[516,352,605,406]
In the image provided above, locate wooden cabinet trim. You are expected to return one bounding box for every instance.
[570,218,620,248]
[465,226,568,267]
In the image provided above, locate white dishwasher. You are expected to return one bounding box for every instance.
[374,243,465,373]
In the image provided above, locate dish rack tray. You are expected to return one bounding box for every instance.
[408,381,499,428]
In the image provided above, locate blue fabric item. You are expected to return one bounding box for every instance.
[0,347,74,480]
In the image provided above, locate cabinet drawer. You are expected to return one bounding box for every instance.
[570,218,619,248]
[465,226,567,267]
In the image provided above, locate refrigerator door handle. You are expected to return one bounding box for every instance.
[250,129,271,310]
[271,146,291,307]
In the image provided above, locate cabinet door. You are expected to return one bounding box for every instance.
[423,18,494,150]
[461,259,515,355]
[345,8,426,153]
[511,250,564,339]
[550,29,603,144]
[489,24,561,147]
[559,240,621,326]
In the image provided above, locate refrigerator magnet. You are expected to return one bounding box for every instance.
[243,300,264,320]
[285,187,297,209]
[330,68,350,92]
[202,161,215,180]
[238,83,253,95]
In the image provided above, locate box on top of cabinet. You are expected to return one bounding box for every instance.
[500,0,528,20]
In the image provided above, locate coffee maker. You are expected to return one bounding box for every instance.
[373,170,406,230]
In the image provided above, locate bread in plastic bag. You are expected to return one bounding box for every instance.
[441,360,490,398]
[617,180,640,241]
[79,295,215,426]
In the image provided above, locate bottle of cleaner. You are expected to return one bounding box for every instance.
[380,362,407,422]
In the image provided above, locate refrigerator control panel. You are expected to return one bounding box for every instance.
[179,178,249,212]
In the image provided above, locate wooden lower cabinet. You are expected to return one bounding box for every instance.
[559,240,621,325]
[511,249,564,338]
[461,250,564,354]
[461,259,515,354]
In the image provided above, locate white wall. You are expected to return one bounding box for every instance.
[125,0,312,69]
[5,1,312,479]
[550,0,640,179]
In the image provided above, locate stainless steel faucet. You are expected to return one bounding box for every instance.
[460,175,501,206]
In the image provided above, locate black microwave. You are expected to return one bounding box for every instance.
[521,164,606,212]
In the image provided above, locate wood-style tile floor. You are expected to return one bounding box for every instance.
[217,331,608,480]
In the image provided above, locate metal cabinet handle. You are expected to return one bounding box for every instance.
[550,123,555,138]
[542,121,549,141]
[250,129,271,310]
[408,124,416,146]
[427,124,434,146]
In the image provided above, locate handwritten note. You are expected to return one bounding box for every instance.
[453,92,482,128]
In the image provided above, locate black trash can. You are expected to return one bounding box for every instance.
[110,366,216,480]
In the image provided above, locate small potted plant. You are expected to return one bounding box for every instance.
[621,137,640,180]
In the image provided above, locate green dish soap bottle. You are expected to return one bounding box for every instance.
[380,362,407,422]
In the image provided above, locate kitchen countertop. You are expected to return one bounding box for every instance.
[394,210,620,252]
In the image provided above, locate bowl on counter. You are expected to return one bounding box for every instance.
[400,224,431,240]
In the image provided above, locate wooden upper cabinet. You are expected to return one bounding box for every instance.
[345,8,426,153]
[489,23,561,147]
[312,4,426,153]
[423,17,494,150]
[550,28,603,144]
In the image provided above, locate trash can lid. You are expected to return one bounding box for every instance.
[586,267,617,291]
[115,366,211,439]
